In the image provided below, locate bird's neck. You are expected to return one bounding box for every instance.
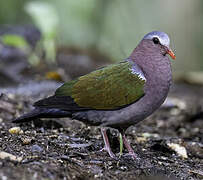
[129,40,172,96]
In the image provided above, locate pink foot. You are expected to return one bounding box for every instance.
[101,128,116,158]
[123,134,138,160]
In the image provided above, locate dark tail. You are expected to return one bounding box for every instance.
[13,108,72,123]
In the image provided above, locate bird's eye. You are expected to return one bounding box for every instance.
[152,37,160,44]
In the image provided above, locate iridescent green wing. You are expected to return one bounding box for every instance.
[55,61,146,110]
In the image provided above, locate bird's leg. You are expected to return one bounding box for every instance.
[119,133,123,158]
[122,134,137,160]
[101,128,116,158]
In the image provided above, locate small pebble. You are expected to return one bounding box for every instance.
[1,175,7,180]
[160,156,167,160]
[167,143,188,159]
[120,166,127,171]
[94,174,102,178]
[7,93,15,99]
[0,151,22,162]
[21,137,32,145]
[158,161,162,165]
[31,145,43,153]
[9,127,23,135]
[170,108,181,116]
[52,129,58,134]
[141,132,160,138]
[136,136,147,143]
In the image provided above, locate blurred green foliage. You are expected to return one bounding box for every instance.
[25,1,58,63]
[0,0,29,24]
[0,0,203,72]
[1,34,28,49]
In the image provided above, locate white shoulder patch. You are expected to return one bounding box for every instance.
[130,66,146,81]
[126,58,146,81]
[130,67,146,81]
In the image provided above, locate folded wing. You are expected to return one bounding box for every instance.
[35,61,146,111]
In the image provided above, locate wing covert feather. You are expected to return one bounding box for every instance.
[55,61,146,110]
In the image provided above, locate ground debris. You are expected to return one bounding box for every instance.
[0,151,22,162]
[0,83,202,180]
[189,170,203,179]
[9,126,23,134]
[167,142,188,159]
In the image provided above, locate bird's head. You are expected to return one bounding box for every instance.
[142,31,176,60]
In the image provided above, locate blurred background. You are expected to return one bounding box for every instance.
[0,0,203,87]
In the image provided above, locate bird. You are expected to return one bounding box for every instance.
[13,31,175,159]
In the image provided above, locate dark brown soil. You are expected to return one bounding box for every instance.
[0,83,202,180]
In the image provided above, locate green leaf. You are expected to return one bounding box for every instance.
[1,34,28,48]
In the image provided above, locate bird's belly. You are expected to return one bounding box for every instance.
[72,88,168,129]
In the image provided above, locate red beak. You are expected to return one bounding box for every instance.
[167,48,176,60]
